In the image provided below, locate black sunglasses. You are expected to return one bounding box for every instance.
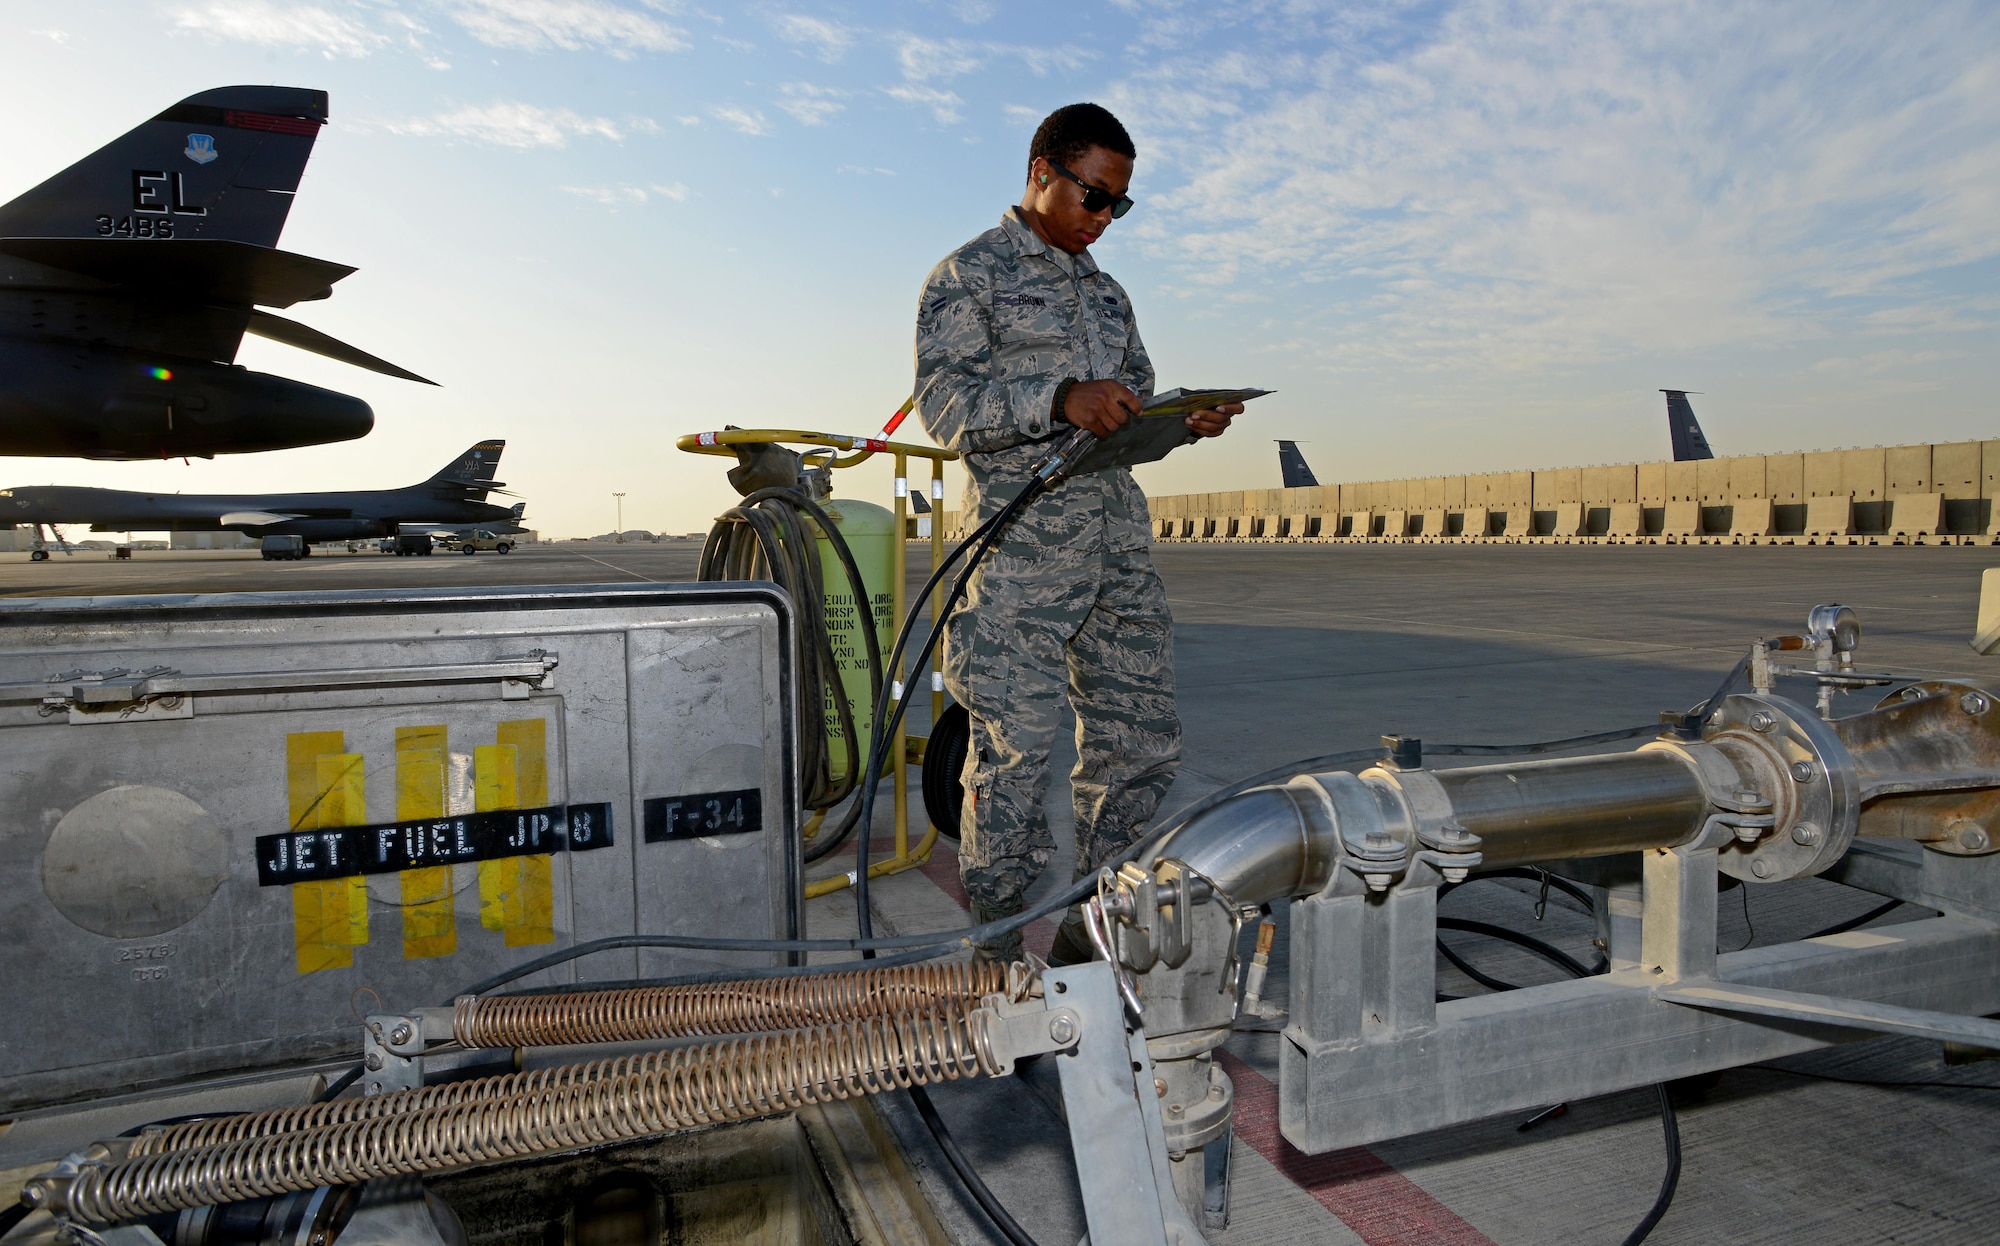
[1045,159,1134,219]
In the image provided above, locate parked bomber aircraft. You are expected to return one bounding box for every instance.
[0,85,432,461]
[1663,390,1715,461]
[1277,440,1320,488]
[2,440,518,559]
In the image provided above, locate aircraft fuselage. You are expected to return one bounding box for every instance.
[0,336,373,460]
[0,482,511,542]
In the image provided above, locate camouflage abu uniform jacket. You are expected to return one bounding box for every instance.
[914,207,1155,551]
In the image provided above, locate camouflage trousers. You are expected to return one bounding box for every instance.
[943,542,1182,961]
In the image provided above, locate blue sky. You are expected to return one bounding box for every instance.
[1,1,1995,538]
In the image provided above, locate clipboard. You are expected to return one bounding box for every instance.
[1065,387,1272,475]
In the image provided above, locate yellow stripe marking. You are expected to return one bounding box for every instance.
[396,725,454,960]
[475,743,521,933]
[285,731,362,975]
[497,719,554,947]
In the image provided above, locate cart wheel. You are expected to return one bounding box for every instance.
[921,701,970,840]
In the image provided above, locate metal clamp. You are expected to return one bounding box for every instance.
[1085,880,1145,1024]
[362,1012,428,1095]
[970,994,1084,1076]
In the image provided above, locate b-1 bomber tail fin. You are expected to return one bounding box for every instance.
[430,441,507,489]
[0,85,327,247]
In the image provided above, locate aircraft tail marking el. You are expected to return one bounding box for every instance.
[0,85,327,247]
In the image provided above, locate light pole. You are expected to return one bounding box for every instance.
[612,493,626,543]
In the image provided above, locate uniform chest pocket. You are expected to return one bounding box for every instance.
[990,296,1072,379]
[991,295,1070,345]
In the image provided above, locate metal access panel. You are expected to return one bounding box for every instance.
[0,584,800,1113]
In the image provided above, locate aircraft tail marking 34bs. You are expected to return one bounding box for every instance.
[0,439,523,546]
[0,86,434,462]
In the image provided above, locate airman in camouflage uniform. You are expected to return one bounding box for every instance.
[913,104,1237,961]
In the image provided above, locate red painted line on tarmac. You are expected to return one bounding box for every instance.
[1217,1049,1496,1246]
[882,828,1491,1240]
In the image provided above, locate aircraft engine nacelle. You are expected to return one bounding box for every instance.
[0,337,373,460]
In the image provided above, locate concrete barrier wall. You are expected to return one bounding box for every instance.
[1144,440,2000,545]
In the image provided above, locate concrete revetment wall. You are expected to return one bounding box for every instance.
[1135,440,2000,546]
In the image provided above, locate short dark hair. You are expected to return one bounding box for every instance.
[1028,103,1135,179]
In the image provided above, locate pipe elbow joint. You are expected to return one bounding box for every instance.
[1142,777,1341,910]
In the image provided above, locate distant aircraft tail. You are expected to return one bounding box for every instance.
[1277,440,1320,488]
[431,440,506,486]
[1662,390,1715,461]
[0,86,327,246]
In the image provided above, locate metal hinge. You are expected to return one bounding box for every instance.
[10,650,559,724]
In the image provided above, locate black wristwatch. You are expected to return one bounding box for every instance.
[1051,376,1080,426]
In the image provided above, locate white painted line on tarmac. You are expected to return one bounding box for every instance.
[566,552,655,582]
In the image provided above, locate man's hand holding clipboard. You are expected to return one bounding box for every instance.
[1055,385,1274,477]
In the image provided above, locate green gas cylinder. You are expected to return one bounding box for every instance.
[814,496,896,782]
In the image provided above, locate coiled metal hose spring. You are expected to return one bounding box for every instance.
[126,961,1011,1160]
[61,1008,996,1226]
[453,958,1008,1049]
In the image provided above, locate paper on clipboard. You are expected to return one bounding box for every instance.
[1065,387,1272,475]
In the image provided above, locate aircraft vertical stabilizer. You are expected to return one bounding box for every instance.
[1277,440,1320,488]
[1662,390,1715,461]
[432,440,505,485]
[0,86,327,246]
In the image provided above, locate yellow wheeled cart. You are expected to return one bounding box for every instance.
[677,426,957,898]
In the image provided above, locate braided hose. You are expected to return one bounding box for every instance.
[62,1008,997,1227]
[453,959,1007,1049]
[128,962,1012,1160]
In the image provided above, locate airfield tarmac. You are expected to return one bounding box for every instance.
[3,540,1998,1245]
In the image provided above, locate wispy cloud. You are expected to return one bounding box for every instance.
[777,83,846,127]
[893,34,1090,82]
[885,84,964,125]
[771,14,853,62]
[1110,0,2000,371]
[440,0,687,56]
[170,0,384,57]
[893,34,983,81]
[562,182,691,206]
[390,101,639,147]
[709,105,772,136]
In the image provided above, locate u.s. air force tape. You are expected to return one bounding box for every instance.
[256,802,614,886]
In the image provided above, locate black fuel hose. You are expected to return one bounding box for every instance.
[851,457,1063,954]
[1808,898,1903,939]
[1439,868,1596,916]
[397,704,1717,986]
[697,485,884,862]
[1439,921,1679,1245]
